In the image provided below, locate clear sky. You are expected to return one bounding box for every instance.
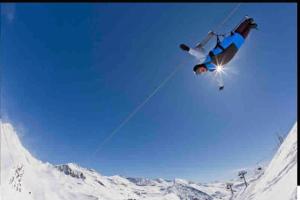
[1,3,297,182]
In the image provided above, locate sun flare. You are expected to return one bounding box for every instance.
[216,65,223,73]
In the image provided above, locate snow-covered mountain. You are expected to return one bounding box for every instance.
[0,122,233,200]
[0,122,297,200]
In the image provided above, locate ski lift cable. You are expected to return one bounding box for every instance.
[90,63,183,159]
[213,3,242,34]
[89,4,242,159]
[255,143,279,166]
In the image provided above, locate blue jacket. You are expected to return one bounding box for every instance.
[203,32,245,71]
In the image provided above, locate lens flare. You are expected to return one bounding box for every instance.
[216,65,223,73]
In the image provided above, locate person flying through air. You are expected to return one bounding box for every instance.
[180,16,258,90]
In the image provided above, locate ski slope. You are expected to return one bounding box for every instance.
[0,122,297,200]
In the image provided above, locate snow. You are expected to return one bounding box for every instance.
[235,122,297,200]
[1,121,297,200]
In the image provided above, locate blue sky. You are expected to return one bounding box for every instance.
[1,3,297,182]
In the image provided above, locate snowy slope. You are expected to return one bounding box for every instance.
[235,122,297,200]
[0,122,232,200]
[1,122,297,200]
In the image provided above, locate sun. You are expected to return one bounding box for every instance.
[216,65,223,73]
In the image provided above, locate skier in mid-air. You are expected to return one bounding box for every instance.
[180,16,258,90]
